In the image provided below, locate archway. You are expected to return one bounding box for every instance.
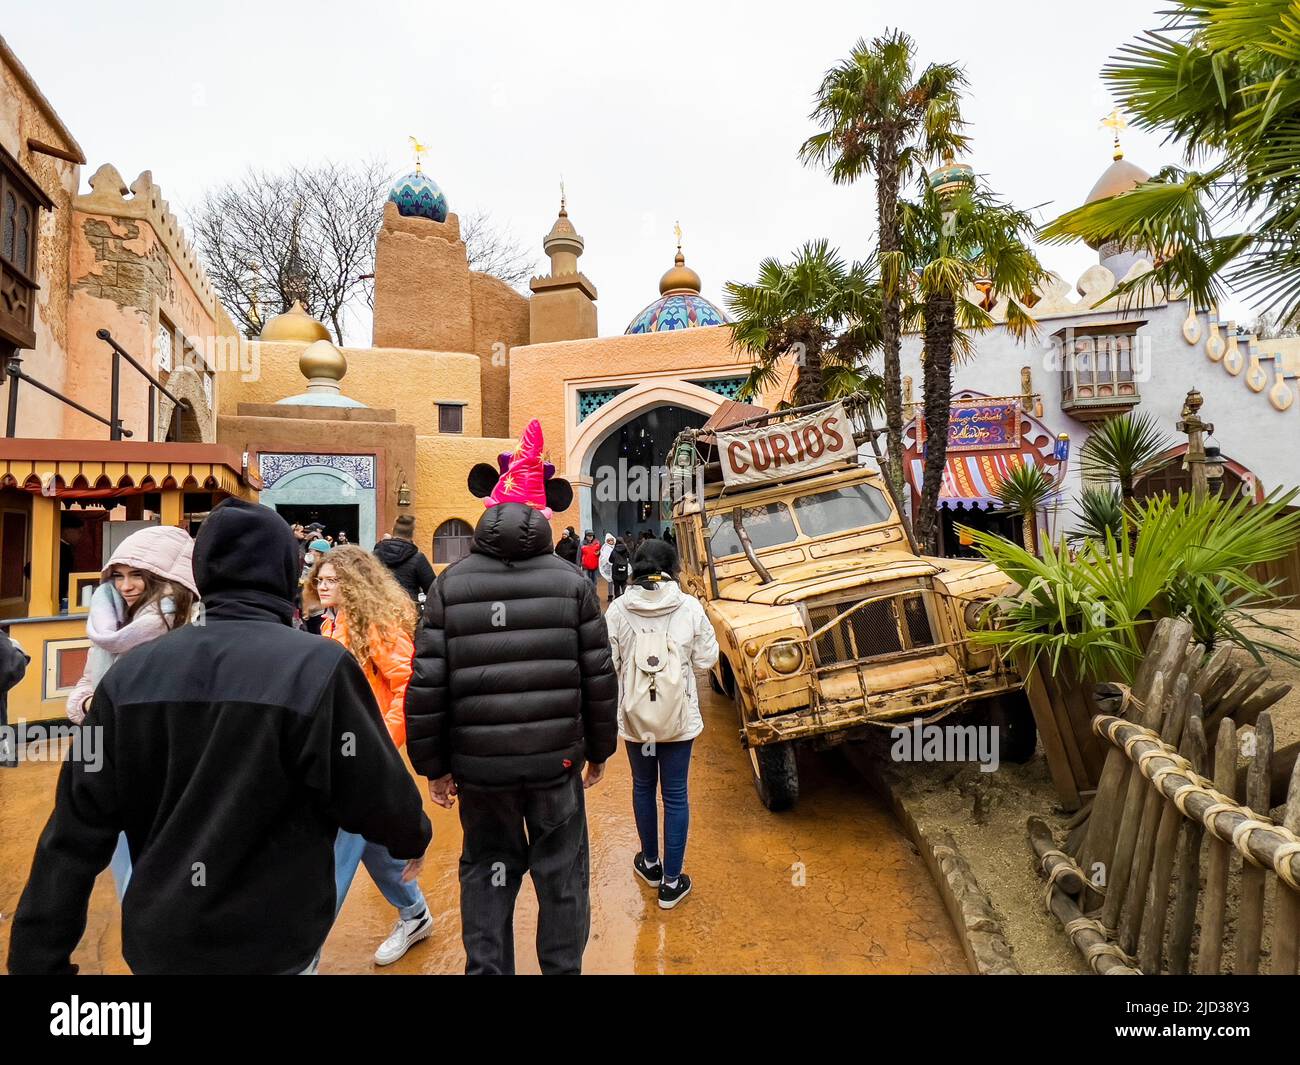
[258,454,377,548]
[571,381,723,537]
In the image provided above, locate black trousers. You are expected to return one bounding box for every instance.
[457,772,590,975]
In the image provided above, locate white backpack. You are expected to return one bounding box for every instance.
[623,628,689,744]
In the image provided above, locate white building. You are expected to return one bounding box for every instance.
[899,148,1300,557]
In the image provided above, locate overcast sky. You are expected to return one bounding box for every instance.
[7,0,1241,344]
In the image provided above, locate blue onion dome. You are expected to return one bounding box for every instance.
[625,247,730,334]
[388,168,449,222]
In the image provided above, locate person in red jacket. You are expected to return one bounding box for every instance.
[580,531,601,587]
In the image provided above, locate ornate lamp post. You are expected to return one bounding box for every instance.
[1177,388,1213,500]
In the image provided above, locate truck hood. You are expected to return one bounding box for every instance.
[717,552,943,605]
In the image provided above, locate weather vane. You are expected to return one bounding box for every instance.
[1100,110,1128,160]
[408,136,429,173]
[560,175,566,210]
[674,220,683,252]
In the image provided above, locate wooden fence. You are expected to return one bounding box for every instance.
[1029,617,1300,974]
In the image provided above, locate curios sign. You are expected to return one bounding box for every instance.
[716,401,855,487]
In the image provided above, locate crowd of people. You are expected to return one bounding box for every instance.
[6,468,718,976]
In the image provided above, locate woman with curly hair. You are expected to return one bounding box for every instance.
[304,545,432,966]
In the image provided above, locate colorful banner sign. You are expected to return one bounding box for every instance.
[717,401,856,486]
[919,400,1022,453]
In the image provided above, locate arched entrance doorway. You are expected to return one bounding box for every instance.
[569,381,725,537]
[258,453,378,547]
[588,404,708,537]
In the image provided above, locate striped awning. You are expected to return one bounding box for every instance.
[909,452,1036,510]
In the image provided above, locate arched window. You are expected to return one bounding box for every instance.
[2,191,16,262]
[433,518,474,565]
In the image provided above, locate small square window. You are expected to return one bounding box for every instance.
[438,404,464,434]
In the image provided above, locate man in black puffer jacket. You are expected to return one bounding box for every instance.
[373,514,436,602]
[406,502,617,974]
[8,498,431,975]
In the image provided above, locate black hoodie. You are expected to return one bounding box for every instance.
[7,498,432,975]
[373,536,435,602]
[405,503,618,788]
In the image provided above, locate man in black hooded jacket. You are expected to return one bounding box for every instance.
[373,513,435,602]
[406,502,617,974]
[7,497,431,975]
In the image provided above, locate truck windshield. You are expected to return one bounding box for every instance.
[792,484,894,537]
[707,502,798,557]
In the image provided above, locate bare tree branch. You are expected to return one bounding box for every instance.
[187,163,539,343]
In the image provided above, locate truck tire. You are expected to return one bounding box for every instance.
[750,742,799,812]
[709,668,726,695]
[982,691,1037,764]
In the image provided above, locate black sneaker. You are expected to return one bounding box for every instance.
[658,873,692,910]
[633,852,662,886]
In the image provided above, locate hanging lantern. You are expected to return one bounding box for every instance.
[1204,444,1225,485]
[1054,433,1070,462]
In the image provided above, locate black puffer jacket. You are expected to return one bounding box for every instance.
[406,503,618,788]
[373,536,435,602]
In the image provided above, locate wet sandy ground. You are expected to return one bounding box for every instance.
[0,681,967,975]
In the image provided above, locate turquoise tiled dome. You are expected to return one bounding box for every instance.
[388,171,449,222]
[625,293,728,334]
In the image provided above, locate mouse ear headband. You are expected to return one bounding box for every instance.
[466,418,573,518]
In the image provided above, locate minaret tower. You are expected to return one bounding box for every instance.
[528,183,598,343]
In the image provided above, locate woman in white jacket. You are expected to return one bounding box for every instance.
[604,538,718,910]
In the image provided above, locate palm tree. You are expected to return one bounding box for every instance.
[800,30,968,499]
[902,180,1046,552]
[1078,411,1171,502]
[1040,1,1300,323]
[991,462,1061,556]
[724,240,882,408]
[1068,485,1127,544]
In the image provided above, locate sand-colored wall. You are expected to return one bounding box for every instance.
[529,284,598,346]
[414,433,517,565]
[469,271,528,438]
[0,46,80,438]
[372,205,473,353]
[229,341,484,437]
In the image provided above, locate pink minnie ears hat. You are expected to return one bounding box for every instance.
[466,419,574,518]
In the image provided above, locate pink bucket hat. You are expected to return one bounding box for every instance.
[102,525,198,596]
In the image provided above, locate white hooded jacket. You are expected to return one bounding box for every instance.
[604,578,719,743]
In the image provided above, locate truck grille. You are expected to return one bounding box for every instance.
[807,592,936,666]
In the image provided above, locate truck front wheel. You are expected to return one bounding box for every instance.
[980,691,1038,764]
[750,742,799,812]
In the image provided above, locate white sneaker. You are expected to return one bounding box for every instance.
[374,909,433,966]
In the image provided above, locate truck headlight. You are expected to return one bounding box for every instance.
[767,641,805,675]
[963,599,990,631]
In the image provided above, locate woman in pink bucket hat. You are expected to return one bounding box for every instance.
[66,524,199,900]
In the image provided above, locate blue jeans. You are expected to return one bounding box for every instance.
[109,832,132,901]
[333,830,426,921]
[625,738,694,882]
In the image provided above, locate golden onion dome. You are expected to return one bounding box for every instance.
[258,300,331,343]
[299,338,346,382]
[1085,155,1150,206]
[659,250,702,295]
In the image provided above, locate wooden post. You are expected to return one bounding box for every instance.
[1022,657,1081,811]
[1235,711,1273,975]
[1139,696,1202,973]
[1100,671,1168,934]
[1167,713,1208,975]
[1118,672,1191,955]
[29,494,60,616]
[1273,755,1300,974]
[1197,718,1238,974]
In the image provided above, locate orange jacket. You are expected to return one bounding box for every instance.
[321,614,414,748]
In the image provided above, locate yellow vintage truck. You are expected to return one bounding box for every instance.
[667,396,1032,810]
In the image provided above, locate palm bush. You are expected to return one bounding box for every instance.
[970,488,1300,682]
[989,463,1061,555]
[1078,411,1171,500]
[1068,486,1127,543]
